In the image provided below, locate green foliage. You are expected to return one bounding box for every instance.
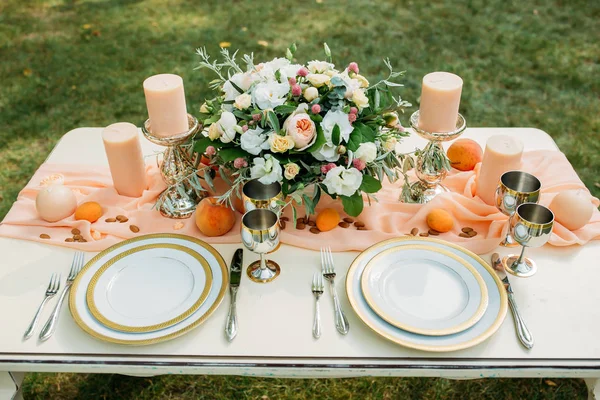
[341,192,364,217]
[347,123,376,151]
[360,175,382,193]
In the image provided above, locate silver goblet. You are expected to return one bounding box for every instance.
[495,171,541,247]
[502,203,554,278]
[241,209,281,283]
[242,179,284,214]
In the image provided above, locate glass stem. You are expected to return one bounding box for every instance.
[515,246,526,266]
[259,253,266,271]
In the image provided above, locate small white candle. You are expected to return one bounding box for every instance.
[418,72,463,133]
[143,74,189,137]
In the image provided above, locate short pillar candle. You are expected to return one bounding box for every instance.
[102,122,148,197]
[418,72,463,133]
[143,74,189,137]
[476,135,524,205]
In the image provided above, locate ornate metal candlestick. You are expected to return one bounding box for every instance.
[403,110,467,203]
[142,114,204,218]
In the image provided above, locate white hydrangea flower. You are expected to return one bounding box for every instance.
[240,127,270,155]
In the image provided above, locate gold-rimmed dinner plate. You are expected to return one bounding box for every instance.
[86,243,213,333]
[361,244,488,336]
[347,237,507,352]
[69,234,228,345]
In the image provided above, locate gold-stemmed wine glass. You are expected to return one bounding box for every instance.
[241,209,281,283]
[495,171,541,247]
[242,179,284,214]
[502,203,554,278]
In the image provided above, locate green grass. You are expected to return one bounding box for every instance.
[0,0,598,398]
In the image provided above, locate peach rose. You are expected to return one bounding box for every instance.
[284,113,316,150]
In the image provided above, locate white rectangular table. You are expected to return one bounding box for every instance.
[1,127,599,400]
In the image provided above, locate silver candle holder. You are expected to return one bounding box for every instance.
[402,110,467,203]
[142,114,204,219]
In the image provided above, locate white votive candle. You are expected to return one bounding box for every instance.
[102,122,147,197]
[143,74,189,137]
[418,72,463,133]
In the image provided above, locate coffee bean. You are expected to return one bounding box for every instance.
[461,227,474,233]
[297,218,305,225]
[343,217,354,223]
[73,234,82,241]
[80,239,87,242]
[116,215,128,223]
[357,227,367,231]
[354,221,365,228]
[308,221,316,227]
[39,234,50,239]
[419,232,429,237]
[338,221,350,228]
[296,223,306,230]
[130,225,140,233]
[105,218,117,223]
[65,237,74,242]
[410,227,419,236]
[428,229,440,236]
[309,227,320,234]
[280,217,289,222]
[71,228,80,235]
[459,232,471,238]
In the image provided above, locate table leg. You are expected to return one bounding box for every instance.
[0,372,22,400]
[585,379,600,400]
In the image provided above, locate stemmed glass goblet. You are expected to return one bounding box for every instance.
[502,203,554,278]
[241,209,281,283]
[495,171,541,247]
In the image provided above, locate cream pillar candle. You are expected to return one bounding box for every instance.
[476,135,524,205]
[418,72,463,133]
[143,74,189,137]
[102,122,147,197]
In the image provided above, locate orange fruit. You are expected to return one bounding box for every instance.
[316,208,340,232]
[426,208,454,233]
[74,201,103,223]
[195,197,236,237]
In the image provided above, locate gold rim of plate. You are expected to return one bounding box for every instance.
[361,244,489,336]
[346,236,508,352]
[86,243,213,333]
[69,233,228,346]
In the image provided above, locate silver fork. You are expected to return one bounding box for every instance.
[39,252,84,341]
[312,273,324,339]
[321,247,350,335]
[23,273,61,340]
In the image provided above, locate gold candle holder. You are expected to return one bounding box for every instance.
[402,110,467,203]
[142,114,204,219]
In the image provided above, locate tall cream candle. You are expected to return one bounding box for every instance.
[418,72,463,133]
[476,135,524,205]
[143,74,189,137]
[102,122,147,197]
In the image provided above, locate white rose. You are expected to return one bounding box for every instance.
[223,72,254,102]
[303,87,319,102]
[354,142,377,163]
[307,60,335,73]
[284,163,300,180]
[216,111,238,143]
[323,166,363,197]
[240,127,270,155]
[234,93,252,110]
[383,137,398,152]
[250,154,283,185]
[252,81,290,110]
[268,134,295,153]
[307,73,331,88]
[321,110,354,143]
[352,89,369,109]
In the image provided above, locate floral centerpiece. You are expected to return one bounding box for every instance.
[193,43,412,217]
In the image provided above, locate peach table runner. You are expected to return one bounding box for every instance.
[0,150,599,254]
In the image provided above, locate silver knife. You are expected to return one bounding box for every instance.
[492,253,534,349]
[225,249,243,341]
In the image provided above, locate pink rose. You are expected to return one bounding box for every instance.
[284,113,316,150]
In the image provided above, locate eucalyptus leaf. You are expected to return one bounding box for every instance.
[302,194,315,215]
[267,111,280,133]
[219,166,233,186]
[203,169,216,192]
[292,205,298,228]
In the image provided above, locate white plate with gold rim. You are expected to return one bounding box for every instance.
[69,234,227,345]
[87,243,213,333]
[361,244,488,336]
[346,237,507,352]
